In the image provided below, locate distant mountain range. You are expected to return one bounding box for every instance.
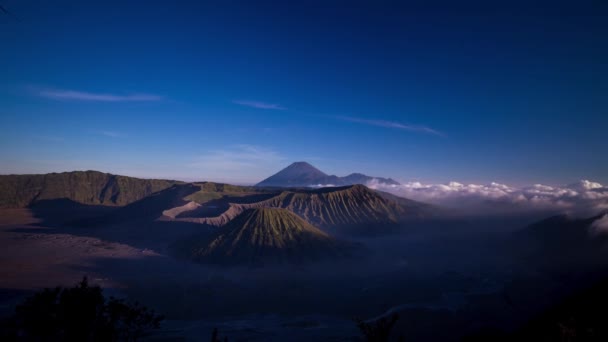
[1,170,429,265]
[255,161,400,188]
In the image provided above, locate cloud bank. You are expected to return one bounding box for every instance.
[37,88,163,102]
[367,179,608,216]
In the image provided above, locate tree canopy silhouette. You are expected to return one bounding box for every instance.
[1,277,164,341]
[355,313,403,342]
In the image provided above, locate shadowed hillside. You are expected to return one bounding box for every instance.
[174,208,353,265]
[0,171,180,208]
[512,212,608,272]
[373,189,435,217]
[465,275,608,341]
[105,183,202,222]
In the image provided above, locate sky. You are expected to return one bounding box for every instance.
[0,1,607,185]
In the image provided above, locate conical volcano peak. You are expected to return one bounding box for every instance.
[281,162,327,176]
[255,162,328,187]
[290,161,316,168]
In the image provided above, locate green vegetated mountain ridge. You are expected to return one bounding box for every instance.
[0,170,180,208]
[256,161,400,187]
[174,208,352,265]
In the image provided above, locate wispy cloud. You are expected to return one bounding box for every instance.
[190,144,284,170]
[188,145,286,183]
[33,135,65,142]
[100,131,125,138]
[233,100,286,110]
[36,88,163,102]
[337,116,444,137]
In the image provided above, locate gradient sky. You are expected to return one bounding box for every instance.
[0,1,606,185]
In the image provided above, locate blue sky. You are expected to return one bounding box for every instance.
[0,1,606,185]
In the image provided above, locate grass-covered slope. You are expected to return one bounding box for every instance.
[0,171,179,208]
[177,208,350,265]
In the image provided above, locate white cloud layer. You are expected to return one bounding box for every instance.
[367,179,608,216]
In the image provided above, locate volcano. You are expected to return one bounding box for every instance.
[179,208,352,265]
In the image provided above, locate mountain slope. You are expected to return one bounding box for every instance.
[512,212,608,271]
[106,183,202,222]
[177,208,350,265]
[515,213,604,250]
[340,173,400,186]
[172,184,425,233]
[0,171,180,208]
[373,189,435,216]
[243,184,412,231]
[255,162,399,187]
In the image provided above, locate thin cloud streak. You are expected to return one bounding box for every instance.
[37,88,163,102]
[188,144,286,183]
[233,100,286,110]
[337,116,444,136]
[100,131,125,138]
[33,135,65,142]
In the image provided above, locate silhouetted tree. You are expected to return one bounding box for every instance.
[355,313,403,342]
[1,277,163,341]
